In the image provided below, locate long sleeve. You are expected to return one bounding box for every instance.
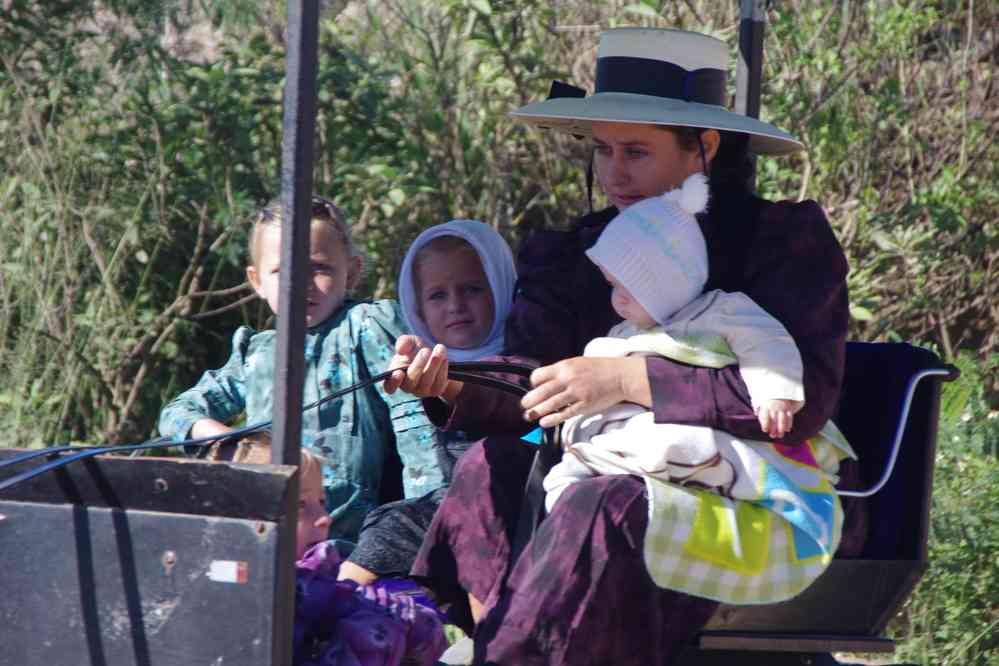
[157,327,253,441]
[649,197,848,442]
[432,211,620,434]
[676,290,805,406]
[357,301,445,498]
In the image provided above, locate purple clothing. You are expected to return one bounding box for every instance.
[414,439,719,665]
[436,193,849,444]
[413,192,851,664]
[295,542,447,666]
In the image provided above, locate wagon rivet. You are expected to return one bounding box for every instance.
[162,550,177,573]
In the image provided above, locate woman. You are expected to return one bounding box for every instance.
[386,27,852,665]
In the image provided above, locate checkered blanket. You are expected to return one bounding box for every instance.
[641,420,853,604]
[587,331,856,604]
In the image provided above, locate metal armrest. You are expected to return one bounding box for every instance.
[837,365,958,498]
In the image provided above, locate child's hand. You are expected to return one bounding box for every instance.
[384,335,462,400]
[755,398,804,439]
[191,418,234,440]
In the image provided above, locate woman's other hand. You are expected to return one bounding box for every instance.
[522,356,651,428]
[384,335,463,401]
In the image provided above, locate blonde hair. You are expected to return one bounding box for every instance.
[410,235,479,297]
[211,431,323,480]
[248,196,364,269]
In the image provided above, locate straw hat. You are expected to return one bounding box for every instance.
[510,28,803,155]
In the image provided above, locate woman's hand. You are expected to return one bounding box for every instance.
[521,356,651,428]
[383,335,463,401]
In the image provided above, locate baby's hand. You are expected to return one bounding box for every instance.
[755,398,804,439]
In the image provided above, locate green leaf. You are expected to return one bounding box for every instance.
[468,0,492,16]
[622,3,659,18]
[387,188,406,206]
[850,304,874,321]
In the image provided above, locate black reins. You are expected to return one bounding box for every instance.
[0,362,561,522]
[0,359,558,574]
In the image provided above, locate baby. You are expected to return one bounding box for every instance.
[543,174,806,510]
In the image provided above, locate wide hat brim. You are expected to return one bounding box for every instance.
[510,92,804,156]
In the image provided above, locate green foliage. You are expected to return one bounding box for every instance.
[0,0,263,444]
[761,0,999,363]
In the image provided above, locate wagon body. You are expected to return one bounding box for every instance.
[0,454,296,665]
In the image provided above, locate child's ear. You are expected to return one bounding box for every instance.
[345,255,364,292]
[246,265,265,298]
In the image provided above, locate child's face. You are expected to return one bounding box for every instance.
[247,223,361,328]
[598,264,657,329]
[297,462,332,560]
[416,248,495,349]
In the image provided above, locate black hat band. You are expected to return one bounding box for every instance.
[595,56,726,107]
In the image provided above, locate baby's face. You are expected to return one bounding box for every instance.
[247,223,360,327]
[297,463,331,560]
[416,248,495,349]
[598,265,657,329]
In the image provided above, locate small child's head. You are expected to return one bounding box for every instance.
[398,220,516,360]
[586,173,710,328]
[246,196,364,328]
[220,432,331,560]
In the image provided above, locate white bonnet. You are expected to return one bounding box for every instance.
[585,174,709,325]
[398,219,517,361]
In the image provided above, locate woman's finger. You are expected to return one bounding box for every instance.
[426,345,451,397]
[406,346,433,390]
[537,400,577,429]
[528,362,559,388]
[521,379,567,419]
[415,344,447,396]
[384,336,425,394]
[396,334,424,356]
[531,391,576,423]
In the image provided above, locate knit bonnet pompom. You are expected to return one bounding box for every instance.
[661,172,709,216]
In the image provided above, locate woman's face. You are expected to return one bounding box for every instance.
[416,247,495,350]
[591,121,709,210]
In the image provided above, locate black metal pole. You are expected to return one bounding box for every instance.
[736,0,766,191]
[271,0,319,663]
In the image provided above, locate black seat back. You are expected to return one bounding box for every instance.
[696,342,953,649]
[836,342,948,561]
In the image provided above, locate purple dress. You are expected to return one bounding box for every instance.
[413,189,852,665]
[295,541,448,666]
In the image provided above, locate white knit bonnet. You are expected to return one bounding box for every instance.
[585,173,709,325]
[398,219,517,361]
